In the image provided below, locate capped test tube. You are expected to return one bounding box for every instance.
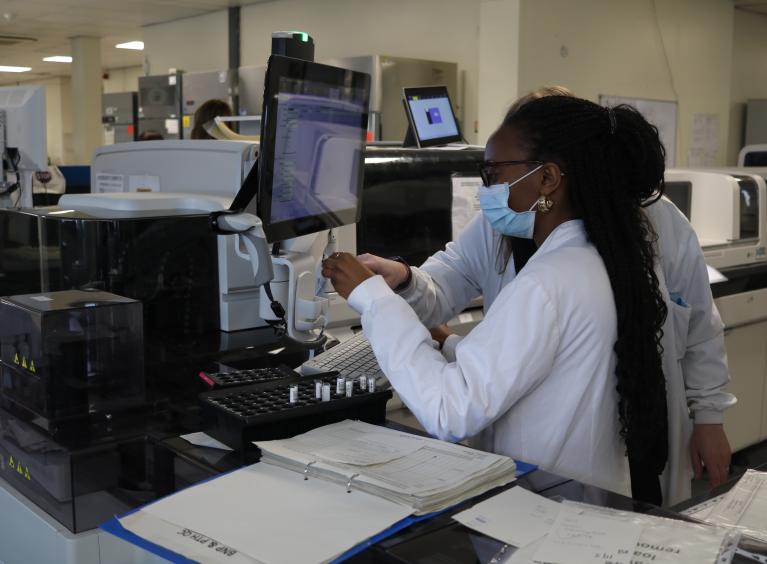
[321,383,331,402]
[336,375,346,395]
[368,378,376,393]
[345,379,353,398]
[359,374,368,391]
[315,380,322,400]
[289,384,298,404]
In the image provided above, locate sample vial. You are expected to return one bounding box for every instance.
[289,384,298,404]
[368,378,376,393]
[345,379,353,398]
[359,374,368,391]
[336,376,346,395]
[315,380,322,400]
[321,383,331,402]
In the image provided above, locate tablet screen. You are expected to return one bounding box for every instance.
[403,86,462,147]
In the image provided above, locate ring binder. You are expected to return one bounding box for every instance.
[346,473,360,493]
[304,461,317,480]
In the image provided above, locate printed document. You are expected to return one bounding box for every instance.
[532,507,643,564]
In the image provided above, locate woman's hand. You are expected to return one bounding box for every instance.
[429,324,455,347]
[357,253,410,289]
[322,252,376,299]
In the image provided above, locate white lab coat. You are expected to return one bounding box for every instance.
[348,220,632,496]
[382,197,734,505]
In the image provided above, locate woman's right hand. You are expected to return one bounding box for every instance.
[356,254,410,289]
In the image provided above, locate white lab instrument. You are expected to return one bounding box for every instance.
[88,141,358,335]
[738,143,767,167]
[57,192,266,333]
[0,85,46,208]
[665,169,767,270]
[91,139,257,198]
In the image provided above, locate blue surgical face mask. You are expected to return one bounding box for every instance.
[479,164,543,239]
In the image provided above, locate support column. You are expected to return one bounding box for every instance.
[70,36,102,165]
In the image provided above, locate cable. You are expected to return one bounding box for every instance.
[11,151,23,207]
[651,0,679,102]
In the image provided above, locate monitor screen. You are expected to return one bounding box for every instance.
[737,177,759,240]
[403,86,462,147]
[744,152,767,167]
[235,56,370,243]
[664,181,692,219]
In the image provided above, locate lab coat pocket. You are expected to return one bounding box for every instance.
[669,300,692,361]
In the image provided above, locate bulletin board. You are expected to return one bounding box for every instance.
[599,95,677,167]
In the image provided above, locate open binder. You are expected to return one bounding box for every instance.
[257,419,518,515]
[102,421,522,564]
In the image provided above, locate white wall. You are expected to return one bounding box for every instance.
[727,9,767,164]
[142,0,482,141]
[517,0,733,167]
[104,66,143,94]
[478,0,520,143]
[240,0,481,141]
[143,11,228,75]
[13,68,139,165]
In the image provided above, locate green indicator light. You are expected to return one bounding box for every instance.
[289,30,309,42]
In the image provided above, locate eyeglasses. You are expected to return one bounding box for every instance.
[477,160,544,187]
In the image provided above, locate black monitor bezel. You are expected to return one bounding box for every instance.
[252,55,370,243]
[402,85,462,148]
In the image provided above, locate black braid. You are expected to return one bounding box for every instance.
[503,97,669,490]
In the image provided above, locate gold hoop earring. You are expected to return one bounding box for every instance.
[537,195,554,214]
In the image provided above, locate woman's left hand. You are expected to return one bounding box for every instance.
[322,252,375,299]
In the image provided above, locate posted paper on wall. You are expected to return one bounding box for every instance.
[687,113,720,167]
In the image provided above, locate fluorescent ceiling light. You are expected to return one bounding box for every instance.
[0,65,31,73]
[115,41,144,50]
[43,56,72,63]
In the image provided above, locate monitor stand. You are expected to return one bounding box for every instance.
[403,125,418,148]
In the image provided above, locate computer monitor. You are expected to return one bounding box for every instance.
[0,85,46,171]
[233,55,370,243]
[402,85,462,148]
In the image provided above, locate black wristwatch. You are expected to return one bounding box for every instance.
[388,256,413,293]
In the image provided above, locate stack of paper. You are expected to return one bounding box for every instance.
[690,469,767,543]
[453,488,737,564]
[256,419,517,515]
[111,420,516,564]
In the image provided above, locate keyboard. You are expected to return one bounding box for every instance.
[300,332,387,386]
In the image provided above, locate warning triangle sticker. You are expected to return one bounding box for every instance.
[21,357,27,369]
[29,360,36,374]
[13,353,19,365]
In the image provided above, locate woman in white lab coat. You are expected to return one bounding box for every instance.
[324,96,670,504]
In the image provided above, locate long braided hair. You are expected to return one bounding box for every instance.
[504,96,669,498]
